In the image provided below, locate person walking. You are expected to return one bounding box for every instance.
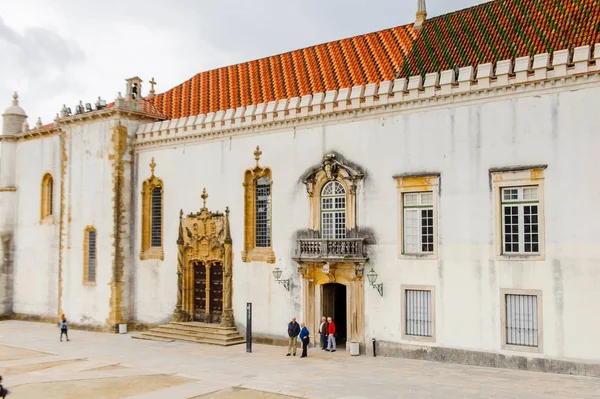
[60,314,70,342]
[286,317,300,356]
[326,316,336,352]
[0,375,12,397]
[299,322,310,358]
[319,316,328,350]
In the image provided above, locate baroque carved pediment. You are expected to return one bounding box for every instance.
[177,190,228,265]
[301,152,364,196]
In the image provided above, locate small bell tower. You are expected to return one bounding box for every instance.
[125,77,143,102]
[414,0,427,30]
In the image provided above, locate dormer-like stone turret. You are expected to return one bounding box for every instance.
[414,0,427,30]
[2,92,27,135]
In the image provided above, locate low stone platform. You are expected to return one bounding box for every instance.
[134,322,245,346]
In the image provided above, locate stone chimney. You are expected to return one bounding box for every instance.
[414,0,427,30]
[2,92,27,135]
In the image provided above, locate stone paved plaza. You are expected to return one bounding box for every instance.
[1,321,599,398]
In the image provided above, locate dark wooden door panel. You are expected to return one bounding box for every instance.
[194,263,206,321]
[210,263,223,322]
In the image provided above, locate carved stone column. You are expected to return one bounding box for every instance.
[173,212,186,322]
[302,275,315,345]
[220,208,234,327]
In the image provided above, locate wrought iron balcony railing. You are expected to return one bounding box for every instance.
[293,238,368,263]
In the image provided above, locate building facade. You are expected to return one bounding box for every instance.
[2,0,600,375]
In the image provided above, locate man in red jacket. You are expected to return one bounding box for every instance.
[326,316,336,352]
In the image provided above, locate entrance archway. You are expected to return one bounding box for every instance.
[322,283,347,343]
[299,263,365,352]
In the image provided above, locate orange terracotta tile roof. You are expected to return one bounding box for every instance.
[103,99,166,118]
[148,0,600,120]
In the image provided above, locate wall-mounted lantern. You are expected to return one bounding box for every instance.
[366,268,383,297]
[272,267,291,291]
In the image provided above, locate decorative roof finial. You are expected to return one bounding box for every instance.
[201,188,208,208]
[254,145,262,166]
[150,157,156,176]
[36,117,42,129]
[415,0,427,30]
[12,92,19,106]
[224,206,232,243]
[149,77,157,97]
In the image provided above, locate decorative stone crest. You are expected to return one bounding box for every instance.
[301,152,364,197]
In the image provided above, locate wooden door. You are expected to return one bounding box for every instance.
[194,263,206,321]
[210,263,223,323]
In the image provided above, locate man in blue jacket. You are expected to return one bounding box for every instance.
[299,322,310,358]
[286,317,300,356]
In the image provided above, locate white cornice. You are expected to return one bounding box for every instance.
[133,44,600,151]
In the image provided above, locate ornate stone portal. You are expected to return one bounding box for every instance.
[173,189,234,327]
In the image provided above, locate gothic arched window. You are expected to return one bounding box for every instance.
[140,158,164,260]
[320,181,346,239]
[41,173,53,220]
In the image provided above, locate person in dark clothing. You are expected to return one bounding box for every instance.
[299,323,310,358]
[319,316,328,350]
[0,375,12,397]
[286,317,300,356]
[60,314,70,342]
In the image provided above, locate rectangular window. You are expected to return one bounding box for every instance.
[405,289,433,337]
[255,177,271,247]
[501,187,539,254]
[88,229,97,283]
[505,294,538,347]
[403,192,434,254]
[151,187,162,247]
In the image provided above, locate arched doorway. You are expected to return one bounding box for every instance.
[322,283,347,344]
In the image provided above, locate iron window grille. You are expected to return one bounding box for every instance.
[505,294,538,347]
[151,186,162,247]
[88,229,97,283]
[255,177,271,247]
[405,289,433,337]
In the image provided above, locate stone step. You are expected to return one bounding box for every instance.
[170,322,238,331]
[139,331,245,346]
[158,323,239,336]
[150,327,242,340]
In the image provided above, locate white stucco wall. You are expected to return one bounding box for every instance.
[11,136,61,317]
[133,82,600,363]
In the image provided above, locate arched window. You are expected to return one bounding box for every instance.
[242,146,275,263]
[41,173,53,220]
[140,158,164,260]
[320,181,346,239]
[84,226,97,284]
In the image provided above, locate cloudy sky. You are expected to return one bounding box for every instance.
[0,0,488,123]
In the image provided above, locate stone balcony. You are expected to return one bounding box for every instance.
[292,238,368,264]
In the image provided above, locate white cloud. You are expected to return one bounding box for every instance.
[0,0,489,123]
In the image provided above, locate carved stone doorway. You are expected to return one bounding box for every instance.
[299,263,365,352]
[173,189,234,328]
[322,283,347,343]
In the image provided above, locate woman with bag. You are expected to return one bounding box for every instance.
[299,323,310,358]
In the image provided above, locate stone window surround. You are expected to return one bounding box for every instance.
[491,166,546,261]
[401,284,436,344]
[394,174,440,260]
[83,225,97,286]
[140,158,164,261]
[242,146,275,264]
[500,288,544,354]
[40,172,54,223]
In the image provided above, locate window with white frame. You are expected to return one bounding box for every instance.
[403,192,434,254]
[405,289,433,337]
[321,181,346,239]
[505,293,539,347]
[501,186,539,254]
